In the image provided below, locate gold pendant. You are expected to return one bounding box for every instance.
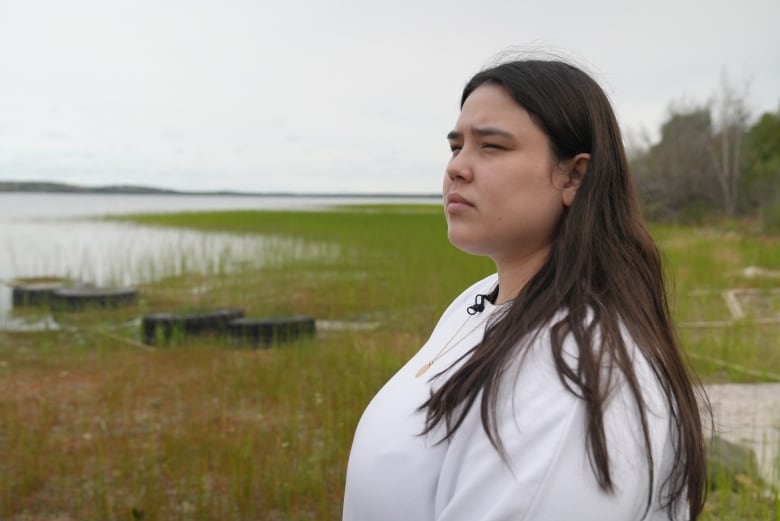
[415,361,433,378]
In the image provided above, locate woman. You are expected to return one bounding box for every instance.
[343,59,707,520]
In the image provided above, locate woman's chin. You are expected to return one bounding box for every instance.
[447,231,488,257]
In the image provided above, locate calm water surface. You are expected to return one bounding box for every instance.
[0,193,440,328]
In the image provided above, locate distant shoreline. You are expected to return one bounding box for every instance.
[0,181,438,199]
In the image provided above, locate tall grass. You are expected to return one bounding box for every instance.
[0,206,777,519]
[116,207,495,333]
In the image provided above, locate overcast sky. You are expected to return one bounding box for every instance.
[0,0,778,194]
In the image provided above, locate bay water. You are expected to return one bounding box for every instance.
[0,192,439,329]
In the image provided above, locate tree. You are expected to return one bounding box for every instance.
[742,107,780,228]
[629,73,779,223]
[631,104,718,221]
[743,108,780,207]
[707,73,751,216]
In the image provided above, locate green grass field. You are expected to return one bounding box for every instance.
[1,205,778,519]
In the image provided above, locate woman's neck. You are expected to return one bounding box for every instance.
[492,245,551,304]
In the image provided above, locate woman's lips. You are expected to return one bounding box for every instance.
[445,193,474,213]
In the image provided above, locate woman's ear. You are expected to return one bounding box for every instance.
[561,152,590,207]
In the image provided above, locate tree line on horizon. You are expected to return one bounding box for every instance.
[629,74,780,231]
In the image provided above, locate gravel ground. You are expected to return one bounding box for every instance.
[705,383,780,485]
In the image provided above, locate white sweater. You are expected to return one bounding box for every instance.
[343,274,683,521]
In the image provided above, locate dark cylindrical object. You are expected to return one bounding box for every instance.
[50,287,138,311]
[227,316,316,348]
[141,308,245,345]
[12,282,66,306]
[141,312,177,345]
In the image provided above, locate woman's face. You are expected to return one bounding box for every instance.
[443,83,574,265]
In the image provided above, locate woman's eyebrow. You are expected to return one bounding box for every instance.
[447,127,515,141]
[473,126,515,139]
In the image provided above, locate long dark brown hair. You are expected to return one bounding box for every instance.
[420,60,707,520]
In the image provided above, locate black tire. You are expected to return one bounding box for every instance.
[50,287,138,311]
[141,312,177,345]
[12,282,67,306]
[141,308,245,345]
[227,316,316,348]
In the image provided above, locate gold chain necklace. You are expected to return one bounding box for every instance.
[415,309,494,378]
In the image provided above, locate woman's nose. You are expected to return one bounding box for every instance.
[446,150,473,182]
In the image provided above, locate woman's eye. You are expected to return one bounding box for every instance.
[449,146,462,155]
[482,143,503,150]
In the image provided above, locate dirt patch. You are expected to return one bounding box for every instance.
[704,383,780,485]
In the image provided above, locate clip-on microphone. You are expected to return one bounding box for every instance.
[466,293,488,315]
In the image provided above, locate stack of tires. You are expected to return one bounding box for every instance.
[141,310,315,348]
[11,277,315,349]
[11,278,138,310]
